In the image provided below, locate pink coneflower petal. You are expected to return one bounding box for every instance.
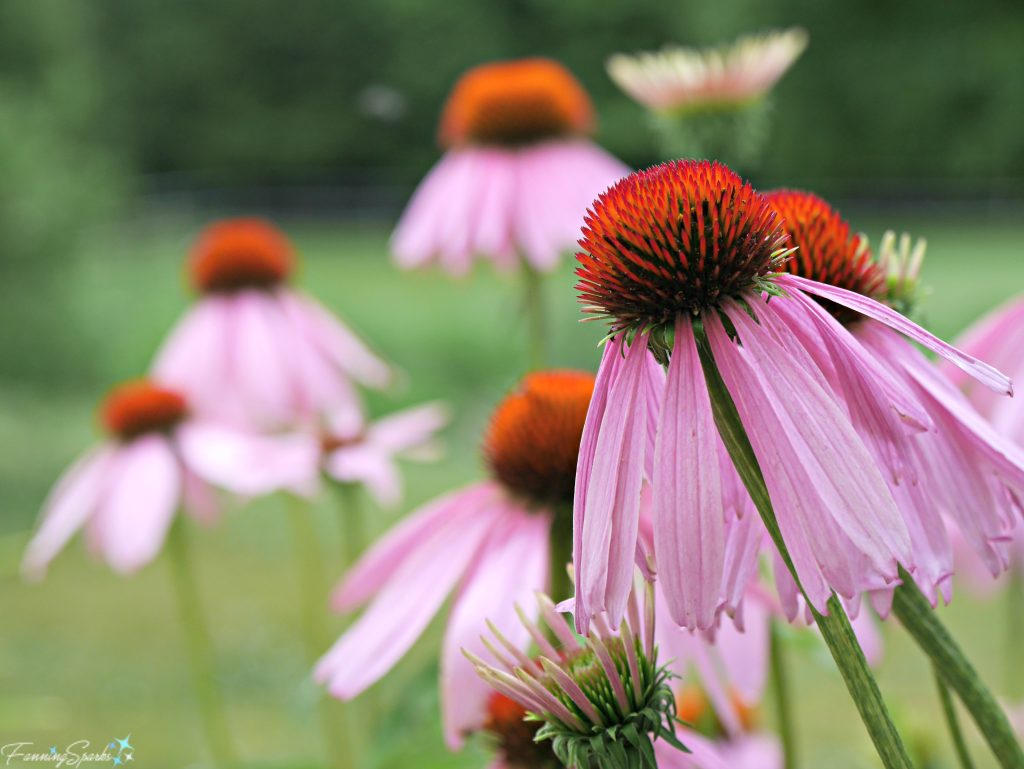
[91,435,182,575]
[579,332,650,631]
[717,733,785,769]
[776,274,1013,395]
[283,291,391,390]
[653,317,725,631]
[176,422,319,498]
[653,728,733,769]
[644,350,667,483]
[233,291,297,427]
[21,444,117,579]
[367,402,450,452]
[325,445,402,508]
[573,335,625,625]
[723,298,913,577]
[716,595,770,704]
[331,482,499,612]
[314,499,503,699]
[152,296,232,420]
[440,505,550,749]
[719,503,765,619]
[182,467,220,525]
[705,309,840,613]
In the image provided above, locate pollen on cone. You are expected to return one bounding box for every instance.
[575,159,789,327]
[438,58,595,147]
[101,379,188,439]
[765,189,885,322]
[188,218,295,293]
[482,370,595,505]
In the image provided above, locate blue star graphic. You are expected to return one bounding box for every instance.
[108,742,117,751]
[116,735,133,754]
[112,758,122,767]
[49,747,56,755]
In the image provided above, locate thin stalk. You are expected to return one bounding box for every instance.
[549,505,574,606]
[166,516,237,768]
[332,480,364,569]
[697,336,914,769]
[891,570,1024,769]
[770,619,797,769]
[287,494,357,769]
[1007,568,1024,699]
[935,665,976,769]
[522,262,548,369]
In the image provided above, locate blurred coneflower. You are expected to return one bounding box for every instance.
[314,370,594,748]
[22,378,314,578]
[392,58,629,277]
[606,29,807,169]
[152,218,391,431]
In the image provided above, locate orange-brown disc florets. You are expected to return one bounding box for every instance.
[101,379,188,439]
[576,160,789,328]
[482,370,595,506]
[188,218,295,293]
[765,190,885,323]
[439,58,595,148]
[483,692,560,769]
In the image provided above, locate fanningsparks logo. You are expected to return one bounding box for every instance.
[1,735,134,766]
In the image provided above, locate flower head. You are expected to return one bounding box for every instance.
[576,160,790,330]
[188,218,295,293]
[466,582,686,769]
[153,217,390,430]
[439,58,595,148]
[101,380,188,439]
[483,370,595,506]
[607,28,808,115]
[22,378,314,578]
[316,369,596,749]
[765,190,884,323]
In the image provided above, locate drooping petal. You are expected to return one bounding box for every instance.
[579,331,650,631]
[330,482,500,611]
[314,497,503,699]
[440,505,551,749]
[722,298,912,580]
[231,290,298,428]
[653,317,725,630]
[22,443,117,580]
[91,435,182,574]
[367,402,450,452]
[324,446,402,508]
[573,335,625,630]
[775,274,1013,394]
[716,593,771,704]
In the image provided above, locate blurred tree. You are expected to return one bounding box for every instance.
[0,0,126,385]
[92,0,1024,192]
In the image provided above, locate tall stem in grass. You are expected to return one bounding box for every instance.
[770,619,798,769]
[1007,568,1024,699]
[287,494,357,769]
[698,338,914,769]
[522,262,548,369]
[332,480,364,569]
[935,665,976,769]
[891,571,1024,769]
[166,516,236,769]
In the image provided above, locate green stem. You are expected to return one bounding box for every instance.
[891,570,1024,769]
[550,505,574,606]
[935,665,976,769]
[770,620,797,769]
[287,494,358,769]
[166,516,237,768]
[697,336,914,769]
[333,480,364,569]
[1007,568,1024,699]
[522,262,547,369]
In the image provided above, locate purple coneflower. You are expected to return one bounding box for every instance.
[22,378,314,578]
[315,370,594,748]
[152,218,390,431]
[572,160,1010,636]
[391,58,630,276]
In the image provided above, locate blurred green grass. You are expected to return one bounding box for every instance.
[0,209,1022,768]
